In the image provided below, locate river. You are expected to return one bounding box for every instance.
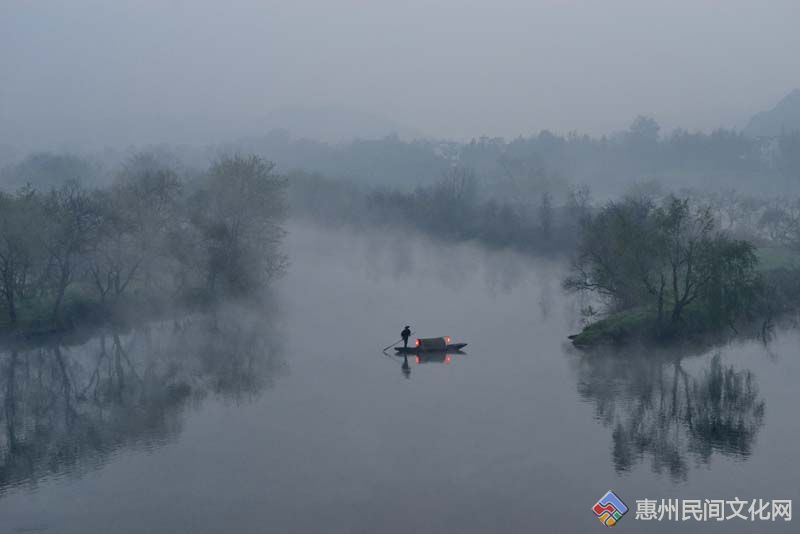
[0,222,797,533]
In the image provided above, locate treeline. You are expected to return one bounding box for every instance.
[690,190,800,249]
[291,160,800,263]
[289,167,591,254]
[565,194,800,346]
[0,154,287,332]
[240,119,800,196]
[4,117,799,199]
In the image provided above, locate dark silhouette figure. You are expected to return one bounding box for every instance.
[401,326,411,348]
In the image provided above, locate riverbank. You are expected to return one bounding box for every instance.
[569,257,800,348]
[0,287,216,346]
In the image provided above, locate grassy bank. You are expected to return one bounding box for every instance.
[570,254,800,349]
[568,306,716,348]
[569,309,657,347]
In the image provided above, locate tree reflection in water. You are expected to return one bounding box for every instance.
[573,348,765,481]
[0,307,284,493]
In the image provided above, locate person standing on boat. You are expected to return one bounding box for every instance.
[401,326,412,348]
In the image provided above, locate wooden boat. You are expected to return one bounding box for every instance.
[394,344,467,354]
[394,336,467,353]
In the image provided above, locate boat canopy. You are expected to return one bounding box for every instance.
[415,337,447,350]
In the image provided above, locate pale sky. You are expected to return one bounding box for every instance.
[1,0,799,148]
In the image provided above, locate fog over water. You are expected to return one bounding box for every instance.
[0,223,797,533]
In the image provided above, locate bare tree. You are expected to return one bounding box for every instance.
[0,189,47,326]
[44,181,101,322]
[87,190,142,303]
[111,157,182,291]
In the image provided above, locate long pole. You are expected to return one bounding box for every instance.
[382,332,414,352]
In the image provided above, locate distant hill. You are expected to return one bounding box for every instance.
[745,89,800,137]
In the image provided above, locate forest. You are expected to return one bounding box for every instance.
[2,115,800,346]
[0,154,287,334]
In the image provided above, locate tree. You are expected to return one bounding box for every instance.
[420,166,479,238]
[757,198,800,250]
[90,156,182,299]
[539,191,554,242]
[627,116,661,145]
[566,195,761,334]
[191,155,287,294]
[116,156,183,264]
[565,195,663,310]
[87,189,142,303]
[0,189,47,325]
[44,181,101,322]
[435,165,477,206]
[625,116,661,172]
[656,197,717,323]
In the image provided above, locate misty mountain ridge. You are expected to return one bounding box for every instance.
[745,89,800,137]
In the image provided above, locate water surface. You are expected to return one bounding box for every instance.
[0,223,797,533]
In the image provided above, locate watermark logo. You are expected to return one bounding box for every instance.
[633,498,791,522]
[593,490,628,527]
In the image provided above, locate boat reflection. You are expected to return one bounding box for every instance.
[390,350,463,379]
[572,347,765,481]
